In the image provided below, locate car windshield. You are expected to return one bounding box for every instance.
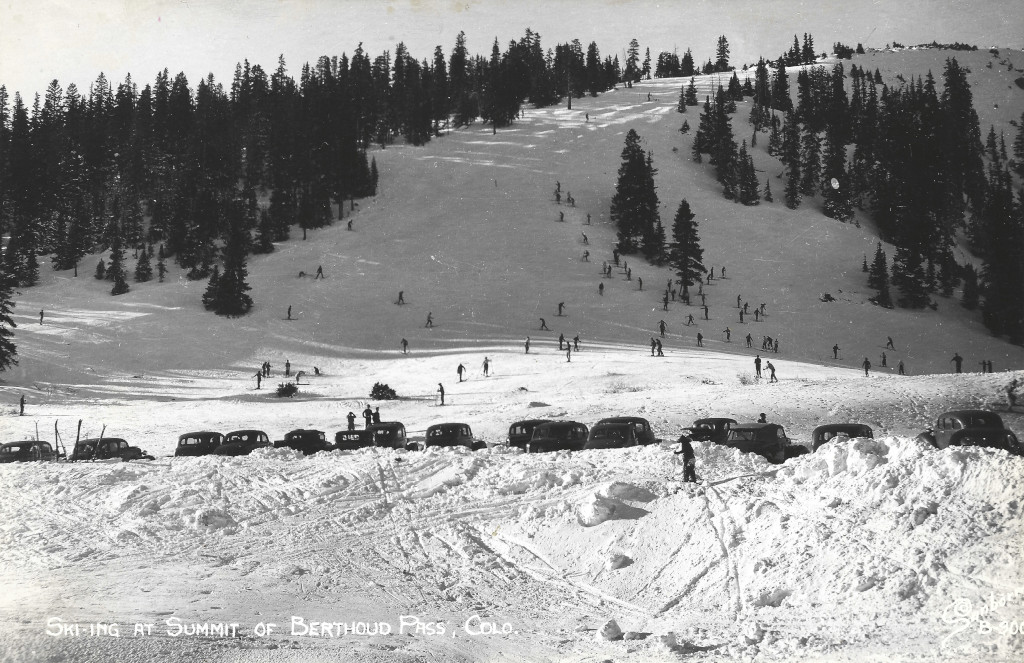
[963,414,999,428]
[727,430,757,442]
[593,428,625,439]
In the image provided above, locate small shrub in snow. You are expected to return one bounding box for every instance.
[737,372,754,385]
[276,382,298,397]
[370,382,398,400]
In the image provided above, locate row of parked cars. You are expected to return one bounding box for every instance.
[3,410,1019,464]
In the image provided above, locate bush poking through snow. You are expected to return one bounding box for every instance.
[737,372,754,385]
[276,382,298,397]
[370,382,398,400]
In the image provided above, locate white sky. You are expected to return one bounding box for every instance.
[1,0,1022,99]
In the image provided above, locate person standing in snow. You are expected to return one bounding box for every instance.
[659,320,667,337]
[581,233,588,245]
[372,407,381,424]
[558,302,565,316]
[886,336,895,350]
[773,338,779,353]
[540,318,549,331]
[723,327,731,342]
[696,332,704,347]
[739,309,744,323]
[598,283,604,296]
[482,357,490,376]
[757,413,768,423]
[862,357,871,377]
[287,305,292,320]
[656,338,664,356]
[558,333,565,350]
[950,352,963,373]
[285,359,291,376]
[754,355,762,378]
[686,314,694,326]
[737,295,742,309]
[638,276,643,291]
[397,291,405,305]
[746,333,753,348]
[881,352,887,367]
[675,435,697,483]
[703,305,709,320]
[833,344,840,359]
[457,363,466,382]
[650,337,657,356]
[566,345,572,362]
[898,360,905,376]
[425,312,434,328]
[39,309,44,324]
[1007,379,1019,409]
[363,405,373,428]
[254,371,262,389]
[437,383,445,406]
[347,412,356,430]
[573,335,580,351]
[766,361,777,383]
[525,337,531,353]
[401,338,409,354]
[315,265,324,279]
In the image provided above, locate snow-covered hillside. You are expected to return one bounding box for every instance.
[1,48,1023,663]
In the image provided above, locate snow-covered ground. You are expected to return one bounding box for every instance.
[1,48,1023,662]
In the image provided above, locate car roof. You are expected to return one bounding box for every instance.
[731,423,783,431]
[535,421,585,431]
[287,429,324,435]
[591,421,633,429]
[694,417,737,425]
[225,429,267,436]
[368,422,405,429]
[2,440,40,446]
[813,423,872,432]
[941,410,1005,423]
[510,419,552,428]
[78,437,127,443]
[596,416,649,425]
[427,423,470,431]
[179,431,222,438]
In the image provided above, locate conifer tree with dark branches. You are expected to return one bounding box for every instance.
[0,265,17,371]
[666,199,705,301]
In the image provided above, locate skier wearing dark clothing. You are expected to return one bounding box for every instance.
[363,406,373,428]
[754,355,762,378]
[285,359,291,376]
[675,436,697,483]
[663,293,669,311]
[573,335,580,351]
[540,318,549,331]
[401,338,409,354]
[774,339,779,353]
[566,346,572,362]
[739,310,744,323]
[659,320,667,337]
[703,305,709,320]
[397,291,405,305]
[483,357,490,376]
[315,265,324,279]
[833,344,840,359]
[558,302,565,316]
[347,412,356,430]
[746,333,753,348]
[881,352,887,367]
[558,333,565,350]
[766,362,777,382]
[437,384,445,406]
[951,353,963,373]
[656,339,664,356]
[898,360,905,375]
[627,268,632,280]
[373,407,381,424]
[696,332,704,347]
[39,310,44,324]
[425,312,434,328]
[886,336,895,350]
[862,357,871,377]
[598,283,604,296]
[525,337,531,353]
[686,314,694,326]
[723,327,731,342]
[638,277,643,290]
[287,305,292,320]
[650,338,657,356]
[254,371,262,389]
[457,363,466,382]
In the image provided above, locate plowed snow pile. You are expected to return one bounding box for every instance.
[1,423,1022,662]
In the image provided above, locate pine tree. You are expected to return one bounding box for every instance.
[157,245,167,282]
[767,114,782,155]
[862,254,869,272]
[209,214,254,316]
[783,111,801,209]
[737,142,760,206]
[666,199,705,299]
[684,77,698,106]
[961,264,979,310]
[821,123,853,221]
[676,83,687,113]
[714,36,731,72]
[639,151,664,261]
[202,265,221,310]
[610,129,658,254]
[134,244,153,282]
[892,246,928,308]
[108,228,130,296]
[868,243,893,307]
[763,178,773,202]
[799,127,822,196]
[0,265,18,371]
[679,120,690,134]
[95,259,106,280]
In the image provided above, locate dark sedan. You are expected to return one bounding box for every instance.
[214,430,272,456]
[526,421,589,453]
[275,429,331,455]
[506,419,552,450]
[811,424,874,451]
[0,440,60,463]
[174,432,224,457]
[592,417,658,445]
[70,438,154,462]
[583,422,639,450]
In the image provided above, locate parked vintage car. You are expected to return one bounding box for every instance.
[334,429,374,451]
[593,416,659,445]
[526,421,589,453]
[174,431,224,457]
[916,410,1022,455]
[69,437,154,462]
[684,418,737,444]
[0,440,60,463]
[421,423,485,450]
[275,429,330,455]
[214,430,272,456]
[811,423,874,451]
[368,422,410,450]
[721,423,791,464]
[506,419,552,450]
[583,422,639,450]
